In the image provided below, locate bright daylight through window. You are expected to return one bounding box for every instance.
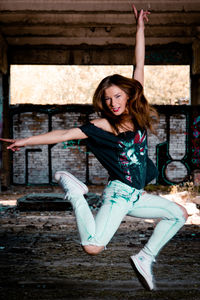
[10,65,190,105]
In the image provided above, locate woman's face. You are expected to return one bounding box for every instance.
[104,85,129,116]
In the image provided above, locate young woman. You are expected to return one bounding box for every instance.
[0,5,188,291]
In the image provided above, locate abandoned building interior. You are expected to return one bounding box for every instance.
[0,1,200,298]
[0,0,200,190]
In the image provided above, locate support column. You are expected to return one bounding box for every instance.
[191,39,200,105]
[0,74,3,192]
[0,33,10,190]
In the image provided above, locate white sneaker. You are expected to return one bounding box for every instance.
[130,253,155,291]
[55,171,88,196]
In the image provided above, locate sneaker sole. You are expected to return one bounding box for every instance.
[55,171,88,195]
[129,257,153,291]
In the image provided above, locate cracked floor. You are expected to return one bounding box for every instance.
[0,203,200,300]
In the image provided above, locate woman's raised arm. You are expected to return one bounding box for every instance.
[132,4,150,86]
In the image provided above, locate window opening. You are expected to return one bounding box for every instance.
[10,65,190,105]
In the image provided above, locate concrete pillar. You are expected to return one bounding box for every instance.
[0,74,2,192]
[0,33,10,190]
[1,73,10,190]
[191,39,200,105]
[0,34,8,75]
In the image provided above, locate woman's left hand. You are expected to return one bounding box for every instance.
[132,4,150,28]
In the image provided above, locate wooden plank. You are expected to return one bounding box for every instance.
[6,36,193,46]
[0,12,200,26]
[0,0,200,12]
[1,25,196,38]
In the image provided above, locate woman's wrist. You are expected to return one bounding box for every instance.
[136,25,145,32]
[24,137,31,146]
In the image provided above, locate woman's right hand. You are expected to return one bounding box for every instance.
[0,138,28,151]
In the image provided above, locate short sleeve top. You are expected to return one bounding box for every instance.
[79,122,158,189]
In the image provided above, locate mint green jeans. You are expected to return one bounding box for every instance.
[69,180,187,257]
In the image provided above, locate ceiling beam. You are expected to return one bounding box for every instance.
[2,26,196,38]
[0,12,200,26]
[0,0,200,12]
[6,36,193,46]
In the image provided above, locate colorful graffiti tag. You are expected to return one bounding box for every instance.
[156,109,200,185]
[191,114,200,168]
[62,140,90,155]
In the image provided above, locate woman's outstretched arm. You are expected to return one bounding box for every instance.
[132,4,150,86]
[0,127,87,152]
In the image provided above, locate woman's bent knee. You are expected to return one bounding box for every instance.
[82,245,104,256]
[176,203,188,221]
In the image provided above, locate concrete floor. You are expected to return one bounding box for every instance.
[0,202,200,300]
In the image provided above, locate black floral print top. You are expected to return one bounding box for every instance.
[80,122,158,189]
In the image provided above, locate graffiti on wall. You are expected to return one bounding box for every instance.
[156,107,200,185]
[62,140,90,155]
[191,115,200,168]
[9,105,200,186]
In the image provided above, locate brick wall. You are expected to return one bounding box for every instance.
[10,105,200,186]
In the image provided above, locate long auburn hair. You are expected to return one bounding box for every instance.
[93,74,158,134]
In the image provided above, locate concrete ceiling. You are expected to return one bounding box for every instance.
[0,0,200,65]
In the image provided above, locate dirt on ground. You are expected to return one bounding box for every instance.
[0,186,200,300]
